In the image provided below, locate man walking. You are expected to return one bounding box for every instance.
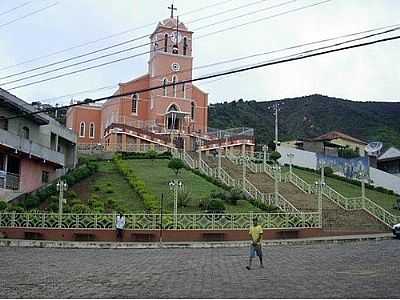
[116,212,125,241]
[246,218,264,270]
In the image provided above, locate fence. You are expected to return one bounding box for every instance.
[77,143,170,154]
[0,212,321,230]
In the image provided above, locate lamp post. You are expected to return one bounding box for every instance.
[320,160,325,184]
[315,180,325,227]
[262,144,267,173]
[358,171,367,209]
[241,156,247,189]
[56,180,68,228]
[169,179,183,229]
[287,153,294,181]
[272,165,281,204]
[218,146,222,179]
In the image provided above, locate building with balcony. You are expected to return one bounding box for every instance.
[0,88,77,201]
[66,10,254,155]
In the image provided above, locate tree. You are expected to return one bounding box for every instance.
[270,151,281,162]
[168,158,185,177]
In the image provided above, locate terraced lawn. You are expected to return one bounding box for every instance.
[286,167,400,215]
[124,159,262,213]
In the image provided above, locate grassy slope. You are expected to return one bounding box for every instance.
[124,159,262,213]
[70,161,146,212]
[287,167,400,215]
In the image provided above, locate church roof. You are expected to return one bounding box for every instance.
[159,17,188,31]
[378,147,400,161]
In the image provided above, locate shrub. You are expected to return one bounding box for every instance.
[105,188,114,194]
[93,185,101,192]
[168,158,185,177]
[207,199,226,213]
[177,191,192,208]
[270,151,281,162]
[71,204,91,213]
[322,166,333,176]
[0,201,7,211]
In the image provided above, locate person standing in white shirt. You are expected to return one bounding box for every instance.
[116,213,125,241]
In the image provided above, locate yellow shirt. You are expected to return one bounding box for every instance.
[249,225,263,244]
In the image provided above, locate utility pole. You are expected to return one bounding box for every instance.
[268,102,283,149]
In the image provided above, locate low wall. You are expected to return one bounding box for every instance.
[277,146,317,170]
[0,228,323,242]
[369,167,400,195]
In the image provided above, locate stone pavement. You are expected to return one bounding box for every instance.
[0,239,399,298]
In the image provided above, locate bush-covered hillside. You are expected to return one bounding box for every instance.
[208,94,400,148]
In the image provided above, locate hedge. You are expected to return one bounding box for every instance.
[113,156,159,212]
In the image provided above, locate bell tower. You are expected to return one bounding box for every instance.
[148,6,194,131]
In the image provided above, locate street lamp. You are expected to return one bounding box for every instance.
[262,144,268,173]
[169,179,183,229]
[314,180,325,227]
[357,171,368,209]
[56,180,68,228]
[320,160,325,184]
[287,153,294,180]
[218,146,222,179]
[272,165,281,204]
[239,156,247,189]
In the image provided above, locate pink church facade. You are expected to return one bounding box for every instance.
[67,15,254,154]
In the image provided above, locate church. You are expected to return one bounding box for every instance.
[66,7,255,154]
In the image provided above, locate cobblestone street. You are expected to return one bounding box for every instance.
[0,239,399,298]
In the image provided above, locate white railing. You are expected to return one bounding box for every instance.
[274,193,299,213]
[240,178,273,206]
[363,197,400,227]
[183,151,195,169]
[0,212,321,230]
[78,143,171,154]
[284,172,313,194]
[198,159,216,178]
[218,168,236,187]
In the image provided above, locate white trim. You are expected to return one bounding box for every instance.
[162,78,168,96]
[131,93,139,115]
[89,122,95,139]
[166,103,181,113]
[172,75,177,98]
[79,122,85,138]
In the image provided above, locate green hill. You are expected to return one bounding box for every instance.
[208,94,400,148]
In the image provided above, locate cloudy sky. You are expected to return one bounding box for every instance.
[0,0,399,106]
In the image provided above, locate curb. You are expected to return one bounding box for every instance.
[0,233,395,249]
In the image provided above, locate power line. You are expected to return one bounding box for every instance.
[0,0,235,72]
[1,0,331,89]
[0,1,32,17]
[37,23,400,104]
[0,1,58,29]
[196,0,332,39]
[193,0,297,31]
[6,34,400,120]
[0,0,276,81]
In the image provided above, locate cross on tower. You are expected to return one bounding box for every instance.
[168,3,177,18]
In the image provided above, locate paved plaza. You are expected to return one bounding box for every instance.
[0,239,399,298]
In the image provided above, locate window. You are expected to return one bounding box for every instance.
[164,33,168,52]
[89,122,95,139]
[131,93,139,114]
[172,75,177,97]
[79,122,85,137]
[22,126,29,139]
[163,78,168,96]
[0,117,8,130]
[191,102,195,120]
[183,37,188,55]
[41,171,49,184]
[182,83,186,99]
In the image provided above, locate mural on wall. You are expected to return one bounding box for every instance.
[316,154,369,179]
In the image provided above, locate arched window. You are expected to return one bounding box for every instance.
[22,126,29,139]
[164,33,168,52]
[191,102,195,120]
[182,83,186,99]
[163,78,168,96]
[131,93,139,114]
[172,75,177,97]
[89,123,95,139]
[168,104,179,112]
[79,122,85,137]
[183,37,188,56]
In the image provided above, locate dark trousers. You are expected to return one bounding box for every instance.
[116,228,123,240]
